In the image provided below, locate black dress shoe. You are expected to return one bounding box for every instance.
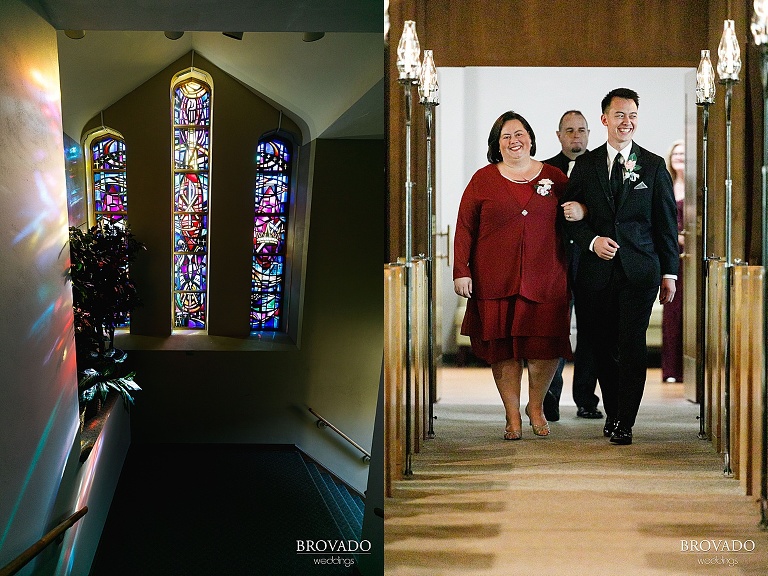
[577,406,604,419]
[543,391,560,422]
[603,417,618,437]
[610,425,633,445]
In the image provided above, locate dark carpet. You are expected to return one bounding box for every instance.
[90,444,353,576]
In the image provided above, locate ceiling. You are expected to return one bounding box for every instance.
[28,0,384,142]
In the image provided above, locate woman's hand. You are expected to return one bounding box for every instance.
[454,277,472,298]
[562,201,587,222]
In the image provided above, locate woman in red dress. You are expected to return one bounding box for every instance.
[454,111,579,440]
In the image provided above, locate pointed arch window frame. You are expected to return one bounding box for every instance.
[250,130,300,333]
[170,67,214,332]
[82,126,128,229]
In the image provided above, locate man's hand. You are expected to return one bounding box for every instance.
[454,277,472,298]
[593,236,620,260]
[659,277,676,304]
[562,201,587,222]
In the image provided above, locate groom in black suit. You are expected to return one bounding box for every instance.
[562,88,679,445]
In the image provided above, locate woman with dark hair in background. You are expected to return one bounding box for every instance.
[661,139,686,383]
[453,110,582,440]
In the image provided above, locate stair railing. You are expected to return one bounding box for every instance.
[0,507,88,576]
[308,407,371,462]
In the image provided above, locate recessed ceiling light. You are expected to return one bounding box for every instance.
[302,32,325,42]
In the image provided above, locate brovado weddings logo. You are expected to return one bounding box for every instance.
[680,539,756,568]
[296,539,372,569]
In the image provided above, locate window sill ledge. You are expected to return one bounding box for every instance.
[80,392,120,462]
[114,332,298,352]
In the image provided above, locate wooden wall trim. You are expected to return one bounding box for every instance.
[387,0,717,262]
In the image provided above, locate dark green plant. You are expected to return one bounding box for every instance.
[68,221,146,409]
[78,348,140,409]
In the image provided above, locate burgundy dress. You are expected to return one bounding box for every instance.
[453,163,572,364]
[661,198,684,381]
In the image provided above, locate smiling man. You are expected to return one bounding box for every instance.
[561,88,679,446]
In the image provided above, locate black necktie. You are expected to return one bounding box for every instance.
[610,153,624,205]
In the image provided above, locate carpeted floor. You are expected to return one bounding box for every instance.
[384,366,768,575]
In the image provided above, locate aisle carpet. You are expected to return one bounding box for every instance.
[385,368,768,576]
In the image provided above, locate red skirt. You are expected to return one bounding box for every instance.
[461,295,572,365]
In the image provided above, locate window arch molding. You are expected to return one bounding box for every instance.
[251,129,301,333]
[112,63,313,351]
[82,126,127,229]
[170,67,214,331]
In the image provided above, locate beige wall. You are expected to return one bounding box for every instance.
[82,53,304,338]
[81,62,384,490]
[124,138,384,491]
[0,0,81,568]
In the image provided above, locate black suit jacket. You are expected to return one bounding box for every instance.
[543,151,572,177]
[544,151,578,277]
[562,142,679,290]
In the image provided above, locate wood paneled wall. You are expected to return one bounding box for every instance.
[387,0,759,272]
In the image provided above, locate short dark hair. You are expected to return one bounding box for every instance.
[557,110,588,132]
[601,88,639,113]
[487,110,537,163]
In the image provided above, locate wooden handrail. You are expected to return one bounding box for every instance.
[0,507,88,576]
[308,407,371,462]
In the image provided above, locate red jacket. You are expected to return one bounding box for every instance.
[453,163,569,303]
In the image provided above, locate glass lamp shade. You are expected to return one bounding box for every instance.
[696,50,716,104]
[752,0,768,45]
[396,20,421,83]
[418,50,440,105]
[717,19,742,81]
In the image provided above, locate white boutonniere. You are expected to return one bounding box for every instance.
[623,153,641,182]
[535,178,554,196]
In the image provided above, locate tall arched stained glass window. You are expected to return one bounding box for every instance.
[251,137,292,331]
[83,127,130,327]
[171,69,213,330]
[83,127,127,228]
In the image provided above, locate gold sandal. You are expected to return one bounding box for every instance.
[525,404,550,437]
[504,415,522,440]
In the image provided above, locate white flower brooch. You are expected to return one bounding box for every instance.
[535,178,554,196]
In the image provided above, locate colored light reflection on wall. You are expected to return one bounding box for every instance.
[10,65,78,373]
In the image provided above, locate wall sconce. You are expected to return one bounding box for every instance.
[222,32,244,40]
[164,31,184,40]
[64,30,85,39]
[396,20,421,83]
[418,50,439,105]
[717,20,742,81]
[696,49,716,104]
[752,0,768,44]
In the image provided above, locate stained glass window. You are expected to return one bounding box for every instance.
[83,128,131,327]
[172,70,213,330]
[88,131,127,228]
[251,137,292,331]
